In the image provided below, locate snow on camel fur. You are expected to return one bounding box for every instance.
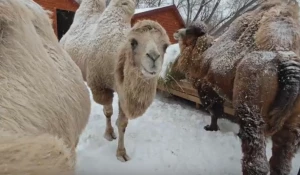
[72,0,170,161]
[60,0,106,80]
[0,0,91,174]
[174,0,300,174]
[63,0,137,161]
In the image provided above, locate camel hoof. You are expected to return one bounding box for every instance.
[104,130,117,141]
[116,148,130,162]
[117,154,130,162]
[204,125,219,131]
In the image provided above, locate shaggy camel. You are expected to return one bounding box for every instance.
[174,0,300,175]
[62,0,135,158]
[60,0,106,80]
[113,20,170,161]
[0,0,90,174]
[173,21,241,127]
[62,0,170,161]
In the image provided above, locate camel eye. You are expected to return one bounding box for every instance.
[122,2,128,5]
[131,38,138,50]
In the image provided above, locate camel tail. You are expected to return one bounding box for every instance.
[0,132,75,175]
[268,53,300,135]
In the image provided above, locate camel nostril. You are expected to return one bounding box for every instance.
[146,52,160,62]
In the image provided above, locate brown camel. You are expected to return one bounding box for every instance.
[174,0,300,175]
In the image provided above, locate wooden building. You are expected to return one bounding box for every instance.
[33,0,185,43]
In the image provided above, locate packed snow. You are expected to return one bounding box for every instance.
[75,86,300,175]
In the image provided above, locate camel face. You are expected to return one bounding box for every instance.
[173,28,186,41]
[174,23,207,48]
[176,25,206,40]
[129,33,169,79]
[114,0,136,16]
[175,21,208,41]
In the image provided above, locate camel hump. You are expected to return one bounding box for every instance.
[255,0,300,53]
[267,51,300,135]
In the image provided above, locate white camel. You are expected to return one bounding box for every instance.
[0,0,91,174]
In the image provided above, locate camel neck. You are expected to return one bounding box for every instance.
[119,68,158,119]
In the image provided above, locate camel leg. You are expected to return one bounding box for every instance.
[269,123,300,175]
[198,84,224,131]
[116,102,130,162]
[206,103,240,131]
[205,103,222,131]
[103,104,117,141]
[237,104,269,175]
[88,83,116,141]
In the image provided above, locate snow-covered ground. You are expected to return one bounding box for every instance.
[76,88,300,175]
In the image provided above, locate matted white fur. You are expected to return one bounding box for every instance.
[60,0,106,81]
[0,0,91,174]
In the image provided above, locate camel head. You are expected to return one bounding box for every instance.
[174,21,208,46]
[172,21,213,76]
[109,0,136,17]
[123,20,170,79]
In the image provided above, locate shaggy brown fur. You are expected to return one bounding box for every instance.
[174,0,300,174]
[173,21,238,129]
[0,0,91,174]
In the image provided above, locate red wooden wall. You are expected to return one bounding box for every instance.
[33,0,185,43]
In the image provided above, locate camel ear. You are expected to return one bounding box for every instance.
[131,38,138,50]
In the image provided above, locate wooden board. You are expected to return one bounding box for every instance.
[157,79,235,116]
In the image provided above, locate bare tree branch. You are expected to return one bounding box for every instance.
[191,0,205,23]
[211,0,258,36]
[204,0,221,23]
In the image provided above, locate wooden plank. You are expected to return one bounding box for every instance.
[158,84,199,102]
[162,80,198,97]
[171,84,198,97]
[157,81,235,116]
[225,107,235,116]
[158,84,200,103]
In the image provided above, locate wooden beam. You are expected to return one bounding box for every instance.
[157,80,235,116]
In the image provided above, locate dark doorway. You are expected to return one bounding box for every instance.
[56,9,75,40]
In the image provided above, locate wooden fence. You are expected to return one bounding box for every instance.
[157,79,235,115]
